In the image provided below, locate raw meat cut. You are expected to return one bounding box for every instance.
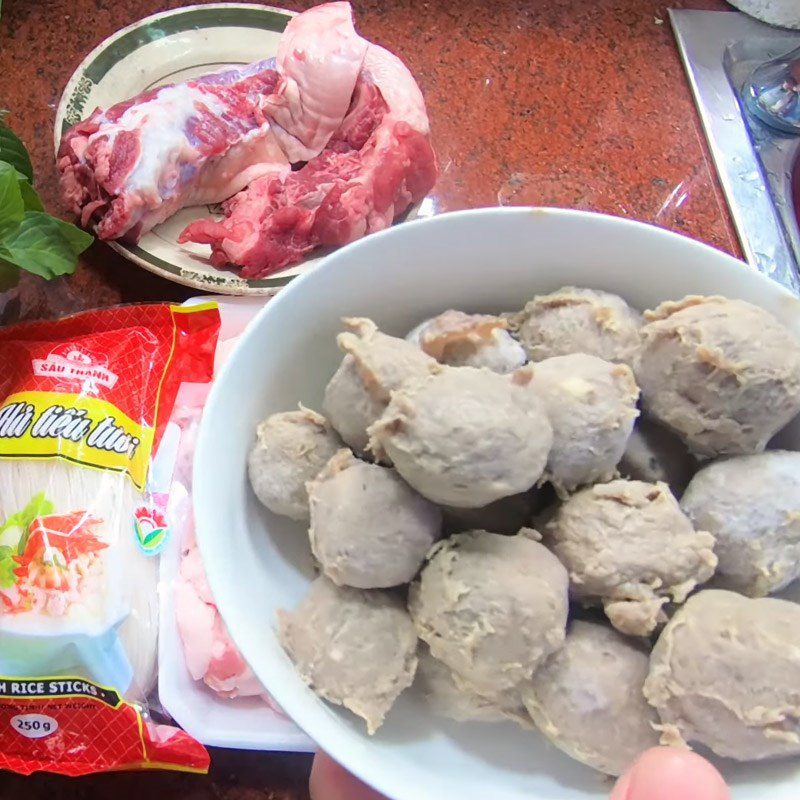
[179,42,437,278]
[178,76,387,274]
[170,322,282,707]
[58,60,290,241]
[264,1,369,162]
[176,520,266,699]
[58,2,437,278]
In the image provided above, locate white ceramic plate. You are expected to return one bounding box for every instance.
[194,207,800,799]
[54,4,426,295]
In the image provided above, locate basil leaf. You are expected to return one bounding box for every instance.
[0,211,92,278]
[39,213,94,252]
[0,259,19,291]
[0,161,24,234]
[18,179,44,212]
[0,117,93,282]
[0,116,34,182]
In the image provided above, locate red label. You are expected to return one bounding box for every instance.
[0,303,220,458]
[0,676,209,776]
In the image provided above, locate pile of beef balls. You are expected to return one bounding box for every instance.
[248,288,800,776]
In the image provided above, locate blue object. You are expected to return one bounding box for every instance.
[745,45,800,135]
[0,627,133,691]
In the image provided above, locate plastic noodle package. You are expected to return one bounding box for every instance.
[0,303,219,776]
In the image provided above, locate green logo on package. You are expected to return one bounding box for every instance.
[133,506,168,556]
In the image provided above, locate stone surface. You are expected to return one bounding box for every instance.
[0,749,313,799]
[0,0,738,323]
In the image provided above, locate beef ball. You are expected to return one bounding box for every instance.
[636,296,800,457]
[248,407,342,520]
[307,450,442,588]
[406,309,526,373]
[521,620,660,775]
[369,365,552,508]
[644,589,800,761]
[618,417,696,498]
[416,645,529,725]
[509,287,642,365]
[680,450,800,596]
[277,576,418,734]
[530,353,639,493]
[323,318,435,454]
[545,479,717,636]
[409,529,569,696]
[322,356,383,455]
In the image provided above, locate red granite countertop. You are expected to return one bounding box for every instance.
[1,0,739,323]
[0,0,737,796]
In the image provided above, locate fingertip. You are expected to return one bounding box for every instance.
[309,752,386,800]
[611,747,730,800]
[609,768,632,800]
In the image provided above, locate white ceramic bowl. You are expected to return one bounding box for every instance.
[194,207,800,800]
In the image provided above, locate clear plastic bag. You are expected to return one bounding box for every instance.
[159,297,312,752]
[0,303,219,776]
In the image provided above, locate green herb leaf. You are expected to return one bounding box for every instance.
[0,546,17,590]
[0,116,34,182]
[0,492,55,556]
[18,179,44,212]
[0,161,24,234]
[0,211,93,278]
[0,117,93,282]
[0,259,19,291]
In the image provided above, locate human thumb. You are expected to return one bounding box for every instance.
[610,747,730,800]
[309,751,387,800]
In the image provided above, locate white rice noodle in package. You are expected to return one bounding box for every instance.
[0,303,219,776]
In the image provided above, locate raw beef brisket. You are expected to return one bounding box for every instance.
[263,1,369,162]
[179,73,436,277]
[58,60,290,241]
[57,2,437,277]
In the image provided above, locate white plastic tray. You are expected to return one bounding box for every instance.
[158,295,314,751]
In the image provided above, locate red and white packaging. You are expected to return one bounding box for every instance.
[0,303,219,776]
